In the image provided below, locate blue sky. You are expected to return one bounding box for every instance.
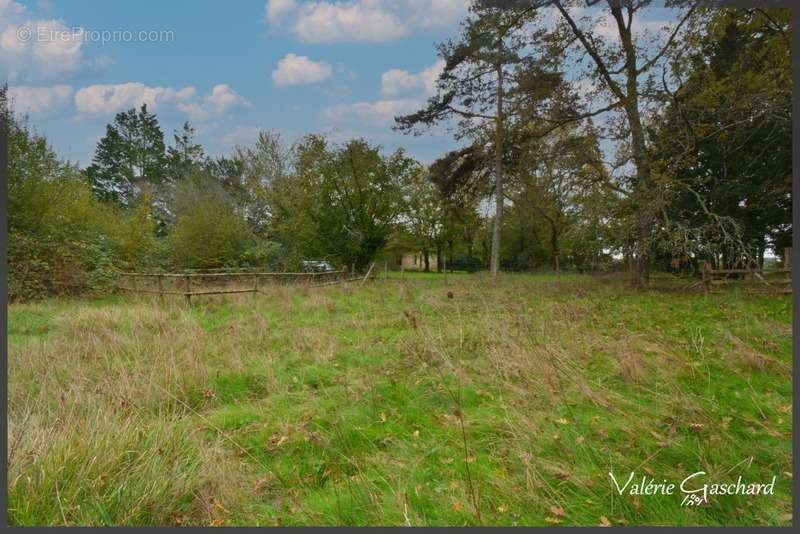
[1,0,471,166]
[1,0,682,168]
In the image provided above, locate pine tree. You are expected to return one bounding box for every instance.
[87,104,167,205]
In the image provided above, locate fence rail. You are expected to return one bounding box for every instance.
[116,265,374,302]
[701,249,792,294]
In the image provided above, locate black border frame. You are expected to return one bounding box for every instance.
[0,0,797,530]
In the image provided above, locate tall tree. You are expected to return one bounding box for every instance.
[395,2,547,279]
[520,0,699,287]
[87,104,168,205]
[650,7,791,268]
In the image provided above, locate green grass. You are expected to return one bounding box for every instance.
[6,273,792,526]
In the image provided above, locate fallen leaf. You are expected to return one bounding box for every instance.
[545,517,562,524]
[497,505,508,513]
[550,505,566,517]
[452,502,464,512]
[689,422,704,433]
[599,516,612,527]
[556,418,569,425]
[209,518,226,527]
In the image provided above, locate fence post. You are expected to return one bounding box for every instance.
[158,274,164,299]
[361,262,375,286]
[254,273,259,294]
[702,260,711,295]
[185,275,191,305]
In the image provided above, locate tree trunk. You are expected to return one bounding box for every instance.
[423,249,430,272]
[613,4,653,289]
[490,64,505,280]
[550,223,559,274]
[436,244,442,273]
[448,239,454,273]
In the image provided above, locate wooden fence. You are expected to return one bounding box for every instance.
[117,264,375,303]
[701,250,792,294]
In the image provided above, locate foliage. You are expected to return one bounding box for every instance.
[87,104,168,206]
[650,7,791,268]
[170,175,253,269]
[6,99,120,300]
[270,137,410,271]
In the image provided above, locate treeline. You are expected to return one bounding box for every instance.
[4,3,791,300]
[396,2,791,285]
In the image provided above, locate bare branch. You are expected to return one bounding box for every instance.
[636,2,698,75]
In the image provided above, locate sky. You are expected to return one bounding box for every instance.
[1,0,472,166]
[1,0,683,168]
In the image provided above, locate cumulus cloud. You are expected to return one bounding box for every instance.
[0,0,92,81]
[381,59,444,98]
[176,84,251,122]
[74,82,196,115]
[7,84,73,113]
[265,0,297,25]
[322,98,420,127]
[264,0,469,43]
[272,53,333,88]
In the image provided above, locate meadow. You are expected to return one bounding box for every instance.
[6,273,793,526]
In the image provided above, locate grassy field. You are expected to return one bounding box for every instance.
[6,273,793,526]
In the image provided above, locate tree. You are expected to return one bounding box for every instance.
[270,137,410,271]
[6,93,120,299]
[515,121,615,272]
[233,131,293,237]
[87,104,168,206]
[170,174,252,269]
[517,0,700,286]
[428,146,488,270]
[167,121,206,182]
[650,7,791,269]
[402,166,446,272]
[395,2,547,279]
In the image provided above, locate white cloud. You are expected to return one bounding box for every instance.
[0,0,24,16]
[381,59,444,97]
[322,98,420,127]
[73,82,249,121]
[272,53,333,88]
[176,84,250,122]
[0,0,91,81]
[264,0,469,43]
[265,0,297,25]
[7,84,72,113]
[74,83,196,114]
